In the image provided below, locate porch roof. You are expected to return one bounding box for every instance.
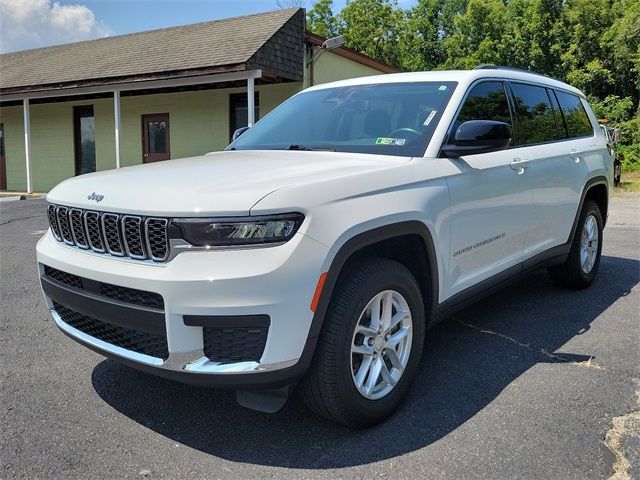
[0,8,305,97]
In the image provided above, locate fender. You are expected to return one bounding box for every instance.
[289,221,440,375]
[568,176,609,242]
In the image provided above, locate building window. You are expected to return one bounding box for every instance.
[73,106,96,175]
[229,92,259,142]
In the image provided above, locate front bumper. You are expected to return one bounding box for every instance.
[36,230,330,388]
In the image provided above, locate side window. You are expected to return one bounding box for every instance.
[510,83,558,145]
[450,81,512,143]
[555,91,593,138]
[547,88,568,139]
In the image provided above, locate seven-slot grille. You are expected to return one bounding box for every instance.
[47,204,169,262]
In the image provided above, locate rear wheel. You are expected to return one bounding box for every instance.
[548,199,603,289]
[299,258,425,428]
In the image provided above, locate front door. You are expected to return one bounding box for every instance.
[142,113,170,162]
[0,123,6,190]
[442,81,532,297]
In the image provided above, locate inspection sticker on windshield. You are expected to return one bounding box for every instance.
[376,137,406,146]
[438,85,448,91]
[424,110,437,126]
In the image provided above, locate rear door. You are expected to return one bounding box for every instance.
[513,86,594,254]
[443,81,533,296]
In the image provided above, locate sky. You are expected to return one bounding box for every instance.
[0,0,417,54]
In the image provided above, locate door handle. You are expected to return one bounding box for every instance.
[570,149,582,163]
[509,158,528,174]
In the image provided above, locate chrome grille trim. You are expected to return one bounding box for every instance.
[84,211,106,253]
[69,208,89,249]
[46,204,170,262]
[47,204,62,241]
[145,218,169,262]
[101,213,125,256]
[56,206,74,245]
[121,215,146,260]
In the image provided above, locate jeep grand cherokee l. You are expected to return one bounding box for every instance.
[37,67,612,427]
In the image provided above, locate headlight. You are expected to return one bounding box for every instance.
[172,213,304,247]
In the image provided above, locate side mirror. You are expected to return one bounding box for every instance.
[441,120,512,158]
[232,126,250,142]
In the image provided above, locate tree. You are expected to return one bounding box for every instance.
[443,0,509,69]
[500,0,563,76]
[399,0,446,71]
[338,0,406,67]
[307,0,340,38]
[558,0,614,97]
[600,0,640,107]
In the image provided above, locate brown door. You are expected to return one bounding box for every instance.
[0,123,6,190]
[142,113,170,162]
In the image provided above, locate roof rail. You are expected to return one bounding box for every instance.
[474,65,558,81]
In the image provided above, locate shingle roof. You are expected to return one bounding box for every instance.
[0,8,303,94]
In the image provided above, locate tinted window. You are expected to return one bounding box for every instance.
[510,83,558,145]
[547,89,568,139]
[555,91,593,138]
[229,82,457,157]
[455,81,512,127]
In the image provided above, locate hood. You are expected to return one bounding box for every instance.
[47,150,408,216]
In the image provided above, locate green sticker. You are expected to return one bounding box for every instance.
[438,85,447,91]
[376,137,406,146]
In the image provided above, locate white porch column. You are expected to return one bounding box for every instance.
[22,98,32,193]
[113,90,121,168]
[247,77,255,127]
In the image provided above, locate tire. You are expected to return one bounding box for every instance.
[548,199,603,289]
[299,257,425,428]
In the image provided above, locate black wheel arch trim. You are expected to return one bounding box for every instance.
[308,221,440,339]
[570,176,609,240]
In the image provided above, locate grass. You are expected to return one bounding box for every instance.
[615,171,640,195]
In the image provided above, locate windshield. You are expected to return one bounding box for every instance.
[228,81,457,157]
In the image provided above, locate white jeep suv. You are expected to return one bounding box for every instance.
[37,67,612,427]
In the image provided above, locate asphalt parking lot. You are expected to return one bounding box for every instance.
[1,196,638,480]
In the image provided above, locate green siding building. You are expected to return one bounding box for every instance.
[0,8,395,193]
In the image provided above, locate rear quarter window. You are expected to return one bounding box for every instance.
[555,91,594,138]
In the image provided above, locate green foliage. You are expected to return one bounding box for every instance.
[338,0,405,67]
[307,0,340,39]
[305,0,640,169]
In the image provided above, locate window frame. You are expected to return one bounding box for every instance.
[440,78,516,155]
[508,81,563,147]
[438,77,596,157]
[553,89,595,140]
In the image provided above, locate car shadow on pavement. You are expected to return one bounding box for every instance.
[92,255,639,469]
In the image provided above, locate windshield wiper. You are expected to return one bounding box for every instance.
[285,144,335,151]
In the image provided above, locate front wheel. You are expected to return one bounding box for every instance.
[548,199,603,289]
[299,258,425,428]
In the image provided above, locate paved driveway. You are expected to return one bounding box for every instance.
[1,197,638,479]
